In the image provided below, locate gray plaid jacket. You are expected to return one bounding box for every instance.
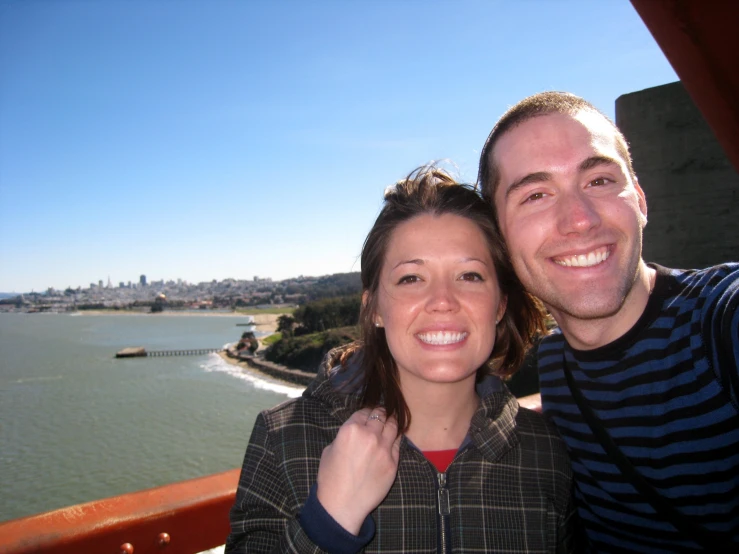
[226,366,578,553]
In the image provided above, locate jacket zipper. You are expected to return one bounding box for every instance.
[438,472,450,554]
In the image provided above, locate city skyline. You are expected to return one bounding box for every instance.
[2,270,339,296]
[1,269,360,314]
[0,1,678,292]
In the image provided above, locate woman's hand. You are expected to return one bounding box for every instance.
[316,407,401,535]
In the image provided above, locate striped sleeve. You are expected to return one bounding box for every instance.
[704,264,739,405]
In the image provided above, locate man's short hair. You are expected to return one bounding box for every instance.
[477,91,636,210]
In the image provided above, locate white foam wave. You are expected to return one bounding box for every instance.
[11,375,64,384]
[201,354,304,398]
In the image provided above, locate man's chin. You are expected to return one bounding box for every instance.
[544,296,626,323]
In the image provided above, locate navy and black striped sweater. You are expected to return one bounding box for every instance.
[538,263,739,552]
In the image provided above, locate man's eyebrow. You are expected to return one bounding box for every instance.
[504,171,551,199]
[579,155,620,172]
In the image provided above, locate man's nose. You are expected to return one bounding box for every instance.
[556,190,601,236]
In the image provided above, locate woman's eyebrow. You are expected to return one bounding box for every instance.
[391,259,424,270]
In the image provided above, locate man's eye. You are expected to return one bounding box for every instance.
[397,275,419,285]
[589,177,612,187]
[460,272,483,282]
[523,192,545,203]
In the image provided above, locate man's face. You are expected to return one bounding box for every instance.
[491,111,647,325]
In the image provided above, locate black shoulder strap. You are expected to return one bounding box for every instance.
[562,355,735,551]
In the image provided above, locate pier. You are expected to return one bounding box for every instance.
[115,347,223,358]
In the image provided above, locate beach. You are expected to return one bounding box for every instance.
[79,308,296,384]
[76,309,284,321]
[217,314,316,388]
[228,313,281,351]
[244,313,281,334]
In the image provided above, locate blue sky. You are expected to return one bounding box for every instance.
[0,0,677,293]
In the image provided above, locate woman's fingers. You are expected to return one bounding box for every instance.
[381,411,398,436]
[350,407,389,426]
[347,407,376,425]
[390,434,402,463]
[315,407,400,535]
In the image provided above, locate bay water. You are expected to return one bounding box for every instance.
[0,312,305,522]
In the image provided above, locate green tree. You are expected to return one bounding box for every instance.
[277,314,296,337]
[293,295,360,334]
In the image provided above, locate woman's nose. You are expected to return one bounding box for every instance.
[425,279,460,313]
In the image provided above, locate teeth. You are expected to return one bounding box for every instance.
[417,331,468,345]
[555,247,609,268]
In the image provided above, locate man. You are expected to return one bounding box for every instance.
[478,91,739,552]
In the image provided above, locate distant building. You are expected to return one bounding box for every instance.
[98,280,103,288]
[140,275,147,287]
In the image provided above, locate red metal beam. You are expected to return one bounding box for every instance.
[0,468,240,554]
[630,0,739,174]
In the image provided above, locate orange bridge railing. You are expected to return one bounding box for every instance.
[0,468,240,554]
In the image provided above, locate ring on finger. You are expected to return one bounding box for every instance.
[367,413,384,424]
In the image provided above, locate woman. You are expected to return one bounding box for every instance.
[226,165,578,553]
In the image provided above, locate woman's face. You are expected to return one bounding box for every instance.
[372,213,506,391]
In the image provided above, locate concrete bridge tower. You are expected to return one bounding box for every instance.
[616,81,739,269]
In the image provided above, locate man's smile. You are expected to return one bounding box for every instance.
[552,246,611,268]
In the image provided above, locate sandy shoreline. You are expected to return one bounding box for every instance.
[217,351,300,388]
[224,313,281,352]
[217,316,315,388]
[87,308,297,385]
[71,310,284,327]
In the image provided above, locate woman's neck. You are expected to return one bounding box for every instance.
[402,379,479,451]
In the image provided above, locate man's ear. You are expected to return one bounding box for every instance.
[634,179,648,226]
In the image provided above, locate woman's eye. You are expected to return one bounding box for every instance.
[397,275,419,285]
[460,272,483,282]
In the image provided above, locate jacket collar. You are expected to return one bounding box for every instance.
[469,380,520,463]
[304,358,521,463]
[302,361,363,424]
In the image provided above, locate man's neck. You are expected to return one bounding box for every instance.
[551,262,656,351]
